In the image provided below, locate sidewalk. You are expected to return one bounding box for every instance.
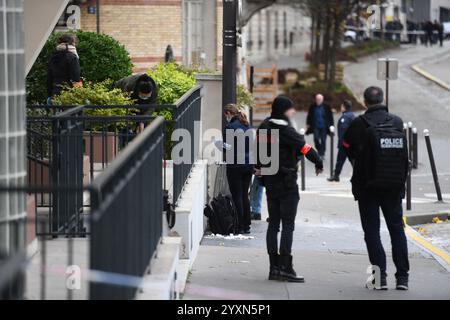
[184,177,450,300]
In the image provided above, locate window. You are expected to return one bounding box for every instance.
[183,0,204,66]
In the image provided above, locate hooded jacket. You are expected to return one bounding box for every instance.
[114,73,158,114]
[257,97,323,198]
[47,48,80,97]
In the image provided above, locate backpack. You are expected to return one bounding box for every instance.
[203,194,239,235]
[361,114,409,190]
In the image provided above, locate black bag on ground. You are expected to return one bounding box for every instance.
[362,114,409,189]
[203,194,239,235]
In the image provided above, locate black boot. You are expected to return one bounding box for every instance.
[268,254,281,281]
[327,175,340,182]
[279,255,305,283]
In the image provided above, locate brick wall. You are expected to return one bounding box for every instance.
[80,0,183,72]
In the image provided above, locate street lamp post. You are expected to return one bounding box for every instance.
[222,0,238,131]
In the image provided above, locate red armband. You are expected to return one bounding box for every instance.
[300,144,312,155]
[342,140,350,149]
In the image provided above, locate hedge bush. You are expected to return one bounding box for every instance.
[52,81,135,131]
[27,30,133,104]
[148,62,196,105]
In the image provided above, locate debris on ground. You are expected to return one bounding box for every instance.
[204,234,255,241]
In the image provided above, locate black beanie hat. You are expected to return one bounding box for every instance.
[271,95,294,119]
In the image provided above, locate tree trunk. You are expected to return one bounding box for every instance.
[314,11,322,68]
[322,7,331,81]
[328,13,342,91]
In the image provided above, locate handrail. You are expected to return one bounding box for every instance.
[173,85,203,108]
[90,116,165,199]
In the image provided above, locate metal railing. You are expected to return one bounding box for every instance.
[89,116,165,300]
[171,85,202,204]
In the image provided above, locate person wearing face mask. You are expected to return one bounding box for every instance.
[256,96,323,283]
[114,73,158,132]
[223,104,254,234]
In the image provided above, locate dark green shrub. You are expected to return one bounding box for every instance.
[27,30,133,104]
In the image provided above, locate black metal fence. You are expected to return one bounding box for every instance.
[89,116,165,300]
[172,85,202,204]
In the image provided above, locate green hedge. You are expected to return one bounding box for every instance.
[27,30,133,104]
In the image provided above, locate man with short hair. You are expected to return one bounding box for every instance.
[343,86,410,291]
[306,94,334,158]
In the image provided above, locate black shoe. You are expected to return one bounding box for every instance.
[268,254,281,281]
[251,213,262,221]
[366,275,388,290]
[396,278,409,291]
[243,228,251,235]
[279,255,305,283]
[327,176,340,182]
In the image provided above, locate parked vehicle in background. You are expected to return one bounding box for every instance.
[344,27,370,43]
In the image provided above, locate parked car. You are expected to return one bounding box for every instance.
[444,22,450,39]
[344,28,370,42]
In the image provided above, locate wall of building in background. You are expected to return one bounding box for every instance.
[405,0,450,23]
[0,0,27,274]
[243,4,311,65]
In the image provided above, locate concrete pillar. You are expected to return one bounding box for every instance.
[0,0,27,298]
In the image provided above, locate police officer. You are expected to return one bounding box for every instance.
[257,96,323,282]
[343,87,410,290]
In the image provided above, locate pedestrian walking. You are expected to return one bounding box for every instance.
[306,94,334,159]
[436,21,444,47]
[47,33,82,103]
[249,176,264,221]
[257,96,323,283]
[327,100,355,182]
[343,86,410,291]
[224,104,254,234]
[424,21,434,47]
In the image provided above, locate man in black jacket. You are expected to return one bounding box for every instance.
[47,33,82,100]
[306,94,334,158]
[343,86,409,291]
[257,96,323,283]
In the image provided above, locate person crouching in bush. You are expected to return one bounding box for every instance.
[114,73,158,133]
[47,33,82,104]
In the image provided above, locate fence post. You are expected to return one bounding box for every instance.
[424,129,443,202]
[408,122,413,161]
[329,126,335,179]
[412,127,418,169]
[300,128,306,191]
[249,65,254,127]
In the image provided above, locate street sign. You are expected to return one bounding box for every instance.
[377,58,399,80]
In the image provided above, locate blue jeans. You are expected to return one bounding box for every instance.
[313,127,328,157]
[250,177,264,215]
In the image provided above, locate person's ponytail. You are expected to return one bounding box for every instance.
[238,111,250,127]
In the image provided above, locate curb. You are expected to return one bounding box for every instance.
[411,64,450,91]
[404,225,450,273]
[405,212,450,226]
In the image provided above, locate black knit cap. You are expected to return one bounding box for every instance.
[271,95,294,119]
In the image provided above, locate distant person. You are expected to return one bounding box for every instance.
[165,44,174,63]
[327,100,355,182]
[224,104,254,234]
[436,21,444,47]
[306,94,334,159]
[257,96,323,283]
[249,176,264,221]
[424,21,434,47]
[343,86,410,291]
[47,33,82,103]
[114,73,158,132]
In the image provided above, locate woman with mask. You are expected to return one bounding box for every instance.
[47,33,82,104]
[223,104,254,234]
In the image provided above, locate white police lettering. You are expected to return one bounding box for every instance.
[380,138,403,149]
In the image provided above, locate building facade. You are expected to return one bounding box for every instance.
[78,0,223,72]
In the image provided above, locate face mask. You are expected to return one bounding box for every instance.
[139,93,151,101]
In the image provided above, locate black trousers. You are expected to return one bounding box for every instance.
[266,192,299,255]
[227,166,253,231]
[358,190,409,279]
[334,146,348,177]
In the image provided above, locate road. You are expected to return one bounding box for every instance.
[184,43,450,300]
